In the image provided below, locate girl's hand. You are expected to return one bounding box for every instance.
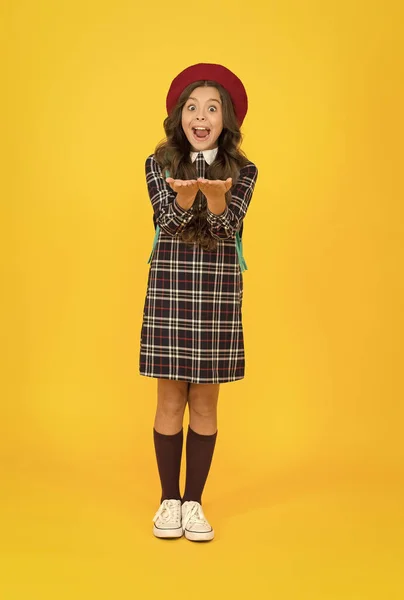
[166,177,199,198]
[197,178,233,200]
[166,177,199,210]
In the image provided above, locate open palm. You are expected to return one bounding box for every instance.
[197,177,233,198]
[165,178,199,197]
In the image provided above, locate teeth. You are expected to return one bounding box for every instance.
[194,127,208,130]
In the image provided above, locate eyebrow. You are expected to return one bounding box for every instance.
[187,97,221,104]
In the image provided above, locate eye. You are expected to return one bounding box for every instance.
[187,104,196,111]
[208,106,217,112]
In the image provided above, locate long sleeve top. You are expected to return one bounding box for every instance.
[145,153,258,240]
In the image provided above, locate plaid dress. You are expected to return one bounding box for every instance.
[139,151,258,384]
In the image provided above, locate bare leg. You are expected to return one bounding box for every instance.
[154,379,189,434]
[188,383,220,435]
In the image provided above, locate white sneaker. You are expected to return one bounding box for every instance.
[181,501,214,542]
[153,499,183,539]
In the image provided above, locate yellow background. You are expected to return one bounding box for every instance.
[1,0,403,598]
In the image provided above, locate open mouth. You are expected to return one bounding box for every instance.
[192,127,211,142]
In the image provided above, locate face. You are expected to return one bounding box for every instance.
[181,86,224,152]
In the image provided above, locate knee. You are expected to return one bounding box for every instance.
[189,403,216,421]
[157,380,188,418]
[188,385,219,420]
[159,398,186,419]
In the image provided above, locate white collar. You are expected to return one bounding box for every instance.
[190,147,218,165]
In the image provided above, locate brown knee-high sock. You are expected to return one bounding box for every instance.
[153,428,183,503]
[182,426,217,505]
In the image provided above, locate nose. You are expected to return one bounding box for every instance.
[195,107,207,121]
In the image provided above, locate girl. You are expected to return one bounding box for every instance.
[139,63,258,542]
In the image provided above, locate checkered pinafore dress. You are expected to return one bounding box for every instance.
[139,152,258,384]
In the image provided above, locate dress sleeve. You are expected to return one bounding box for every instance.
[145,154,195,236]
[206,162,258,240]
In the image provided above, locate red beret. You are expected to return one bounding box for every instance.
[166,63,248,127]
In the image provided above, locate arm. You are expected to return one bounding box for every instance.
[205,163,258,240]
[145,154,195,237]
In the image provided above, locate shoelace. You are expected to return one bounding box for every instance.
[182,502,209,529]
[153,499,181,524]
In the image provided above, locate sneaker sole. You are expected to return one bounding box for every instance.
[153,525,183,539]
[184,528,214,542]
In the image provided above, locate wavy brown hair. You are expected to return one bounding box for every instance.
[155,80,249,251]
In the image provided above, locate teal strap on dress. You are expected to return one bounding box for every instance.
[147,224,160,264]
[236,231,248,273]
